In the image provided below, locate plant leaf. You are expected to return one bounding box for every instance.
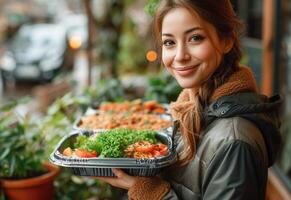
[0,148,10,160]
[9,156,16,177]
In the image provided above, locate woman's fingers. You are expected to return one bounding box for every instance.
[112,168,126,178]
[90,169,138,190]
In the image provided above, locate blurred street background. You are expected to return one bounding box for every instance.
[0,0,155,101]
[0,0,291,199]
[0,0,103,101]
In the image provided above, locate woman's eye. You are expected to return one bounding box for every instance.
[163,40,175,46]
[189,35,205,42]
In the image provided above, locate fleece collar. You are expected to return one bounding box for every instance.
[210,66,258,101]
[170,66,258,120]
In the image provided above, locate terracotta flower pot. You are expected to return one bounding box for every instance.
[1,162,60,200]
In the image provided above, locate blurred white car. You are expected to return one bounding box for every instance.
[0,23,74,87]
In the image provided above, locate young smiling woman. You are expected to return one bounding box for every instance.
[96,1,282,199]
[161,7,233,89]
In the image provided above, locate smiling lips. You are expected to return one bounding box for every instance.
[173,64,200,76]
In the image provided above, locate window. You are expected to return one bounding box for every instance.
[232,0,263,88]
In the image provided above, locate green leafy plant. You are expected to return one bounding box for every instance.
[145,72,182,103]
[0,100,45,179]
[144,0,161,16]
[82,78,125,109]
[53,168,120,200]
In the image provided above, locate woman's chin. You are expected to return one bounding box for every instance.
[177,80,199,89]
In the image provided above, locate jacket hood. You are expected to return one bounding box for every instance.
[205,92,283,167]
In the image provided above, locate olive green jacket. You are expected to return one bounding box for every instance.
[162,92,282,200]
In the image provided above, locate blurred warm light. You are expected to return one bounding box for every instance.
[146,50,157,62]
[69,36,82,49]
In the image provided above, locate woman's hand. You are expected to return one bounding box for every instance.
[95,168,138,190]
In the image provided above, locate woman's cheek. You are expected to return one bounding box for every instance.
[191,45,213,60]
[162,51,173,69]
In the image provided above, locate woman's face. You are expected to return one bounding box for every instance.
[161,7,230,89]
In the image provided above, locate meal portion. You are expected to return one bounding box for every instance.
[62,129,169,159]
[98,100,167,114]
[78,112,171,130]
[77,100,171,131]
[67,100,172,159]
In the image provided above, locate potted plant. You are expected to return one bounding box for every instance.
[0,100,60,200]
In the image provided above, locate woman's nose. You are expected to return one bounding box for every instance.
[175,45,191,61]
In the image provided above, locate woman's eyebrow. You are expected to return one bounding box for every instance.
[162,27,202,37]
[184,27,202,34]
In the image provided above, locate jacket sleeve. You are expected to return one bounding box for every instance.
[202,140,267,200]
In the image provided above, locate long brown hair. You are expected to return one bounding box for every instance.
[153,0,244,166]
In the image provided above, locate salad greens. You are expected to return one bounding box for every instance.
[74,129,158,158]
[74,135,103,155]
